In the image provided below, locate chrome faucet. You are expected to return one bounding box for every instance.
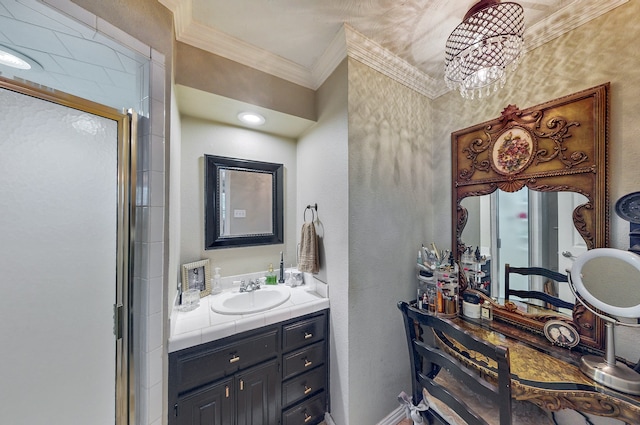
[239,279,260,293]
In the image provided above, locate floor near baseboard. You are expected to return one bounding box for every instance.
[321,416,411,424]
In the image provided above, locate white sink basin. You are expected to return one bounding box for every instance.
[211,285,291,315]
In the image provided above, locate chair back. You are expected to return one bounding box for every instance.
[504,264,574,310]
[398,301,512,425]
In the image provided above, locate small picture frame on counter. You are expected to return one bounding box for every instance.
[543,320,580,348]
[181,259,211,297]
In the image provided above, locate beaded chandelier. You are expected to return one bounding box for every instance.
[444,0,525,100]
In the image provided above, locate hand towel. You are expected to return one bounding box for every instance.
[298,222,319,274]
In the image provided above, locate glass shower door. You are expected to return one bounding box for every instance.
[0,83,129,425]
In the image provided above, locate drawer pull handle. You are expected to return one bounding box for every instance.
[304,385,312,395]
[304,412,312,423]
[225,385,229,398]
[240,380,244,391]
[304,359,313,367]
[304,332,313,339]
[229,355,240,364]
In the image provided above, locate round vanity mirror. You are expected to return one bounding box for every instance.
[569,248,640,395]
[571,248,640,318]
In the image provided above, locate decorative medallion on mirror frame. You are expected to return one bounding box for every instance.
[451,83,610,351]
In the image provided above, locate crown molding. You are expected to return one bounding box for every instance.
[180,19,315,88]
[157,0,192,35]
[161,0,628,99]
[159,0,316,88]
[344,24,446,99]
[310,25,348,89]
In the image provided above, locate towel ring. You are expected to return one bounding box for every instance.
[304,203,317,222]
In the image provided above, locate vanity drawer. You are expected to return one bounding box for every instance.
[282,314,326,352]
[282,364,325,407]
[282,391,325,425]
[283,341,325,380]
[174,328,279,393]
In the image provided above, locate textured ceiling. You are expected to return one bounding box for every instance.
[161,0,628,96]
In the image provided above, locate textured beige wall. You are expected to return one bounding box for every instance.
[176,42,316,121]
[347,57,433,424]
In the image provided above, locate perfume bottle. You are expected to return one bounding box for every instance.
[481,300,493,321]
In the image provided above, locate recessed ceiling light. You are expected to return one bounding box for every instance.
[238,111,266,126]
[0,45,41,71]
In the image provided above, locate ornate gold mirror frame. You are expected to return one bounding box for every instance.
[451,83,609,350]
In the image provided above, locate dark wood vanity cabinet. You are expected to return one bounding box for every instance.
[280,314,327,425]
[236,359,280,425]
[169,309,329,425]
[175,377,234,425]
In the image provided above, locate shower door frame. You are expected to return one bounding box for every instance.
[0,76,135,425]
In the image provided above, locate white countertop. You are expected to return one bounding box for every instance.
[169,283,330,353]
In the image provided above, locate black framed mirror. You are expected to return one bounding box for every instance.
[205,155,283,249]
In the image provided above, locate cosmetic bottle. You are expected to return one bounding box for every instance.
[417,273,434,311]
[481,300,493,321]
[212,267,222,294]
[266,263,277,285]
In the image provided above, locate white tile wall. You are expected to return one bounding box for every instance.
[138,53,166,425]
[46,2,167,424]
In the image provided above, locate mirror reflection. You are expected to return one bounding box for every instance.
[205,155,283,249]
[219,168,273,237]
[578,253,640,311]
[460,189,589,313]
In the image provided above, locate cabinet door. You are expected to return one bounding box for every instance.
[176,378,234,425]
[236,359,280,425]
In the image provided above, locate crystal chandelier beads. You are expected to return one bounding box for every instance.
[444,1,525,99]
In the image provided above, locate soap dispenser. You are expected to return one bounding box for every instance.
[212,267,222,294]
[266,263,277,285]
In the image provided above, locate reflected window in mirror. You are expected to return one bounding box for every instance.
[205,155,283,249]
[461,189,587,306]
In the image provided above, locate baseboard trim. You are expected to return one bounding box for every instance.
[323,405,405,425]
[376,405,406,425]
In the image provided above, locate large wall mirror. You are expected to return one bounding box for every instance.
[451,84,609,350]
[205,155,283,249]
